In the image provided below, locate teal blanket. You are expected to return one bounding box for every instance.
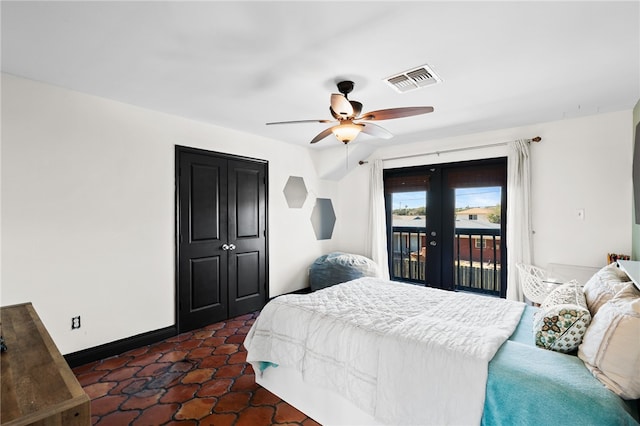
[482,306,639,425]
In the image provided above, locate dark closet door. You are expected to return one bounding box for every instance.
[177,151,229,332]
[176,147,268,333]
[227,159,267,317]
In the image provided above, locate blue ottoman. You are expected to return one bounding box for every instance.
[309,252,380,291]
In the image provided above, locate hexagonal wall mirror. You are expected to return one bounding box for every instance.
[310,198,336,240]
[283,176,308,208]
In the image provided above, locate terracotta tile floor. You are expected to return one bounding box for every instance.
[73,312,321,426]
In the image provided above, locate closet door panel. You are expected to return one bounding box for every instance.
[177,151,228,332]
[228,160,267,317]
[190,256,221,309]
[234,168,260,238]
[190,164,221,242]
[236,251,261,299]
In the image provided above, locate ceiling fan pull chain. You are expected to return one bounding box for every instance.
[345,144,349,170]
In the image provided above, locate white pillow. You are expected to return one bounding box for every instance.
[582,263,631,316]
[578,282,640,400]
[533,281,591,353]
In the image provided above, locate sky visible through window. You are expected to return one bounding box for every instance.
[455,187,501,209]
[393,187,501,210]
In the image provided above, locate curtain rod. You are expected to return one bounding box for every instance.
[358,136,541,165]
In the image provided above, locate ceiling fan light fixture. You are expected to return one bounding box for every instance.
[332,122,363,144]
[268,80,434,145]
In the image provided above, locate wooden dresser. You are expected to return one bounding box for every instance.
[1,303,90,425]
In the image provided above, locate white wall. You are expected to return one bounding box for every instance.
[529,111,632,267]
[3,72,633,355]
[336,110,633,271]
[632,99,640,260]
[1,74,339,354]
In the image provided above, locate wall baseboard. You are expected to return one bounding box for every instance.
[64,326,177,368]
[289,287,312,295]
[65,288,312,369]
[269,287,311,301]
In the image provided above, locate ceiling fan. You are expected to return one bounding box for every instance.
[266,80,434,145]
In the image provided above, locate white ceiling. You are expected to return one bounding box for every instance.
[2,1,639,150]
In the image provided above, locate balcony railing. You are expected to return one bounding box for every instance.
[454,228,501,296]
[391,226,501,296]
[390,227,428,282]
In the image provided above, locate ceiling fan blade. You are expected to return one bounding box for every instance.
[359,106,434,121]
[350,101,363,118]
[266,119,334,125]
[329,106,342,120]
[309,126,336,144]
[360,122,393,139]
[331,93,354,117]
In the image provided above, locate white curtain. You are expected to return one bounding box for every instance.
[506,139,533,301]
[367,159,390,279]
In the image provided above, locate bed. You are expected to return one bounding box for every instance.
[244,274,640,425]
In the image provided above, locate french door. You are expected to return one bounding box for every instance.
[384,158,507,297]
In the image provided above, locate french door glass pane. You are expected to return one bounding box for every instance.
[392,191,426,227]
[391,191,427,282]
[453,186,502,295]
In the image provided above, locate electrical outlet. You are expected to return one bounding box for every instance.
[71,316,81,330]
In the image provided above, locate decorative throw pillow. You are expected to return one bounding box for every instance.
[578,282,640,400]
[533,280,591,353]
[582,263,631,316]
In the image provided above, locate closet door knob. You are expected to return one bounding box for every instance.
[221,244,230,251]
[228,244,236,251]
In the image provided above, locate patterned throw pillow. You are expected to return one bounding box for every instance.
[533,280,591,353]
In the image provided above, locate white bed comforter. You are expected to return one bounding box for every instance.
[244,277,525,425]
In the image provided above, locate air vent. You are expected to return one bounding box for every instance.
[384,64,441,93]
